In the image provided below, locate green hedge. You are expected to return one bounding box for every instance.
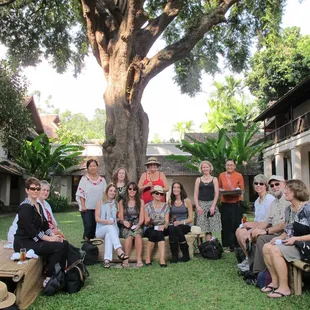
[46,195,72,213]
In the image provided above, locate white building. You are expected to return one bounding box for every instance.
[254,76,310,188]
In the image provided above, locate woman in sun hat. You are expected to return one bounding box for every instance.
[144,185,170,267]
[138,157,169,204]
[0,281,17,310]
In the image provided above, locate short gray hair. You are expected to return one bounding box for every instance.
[253,174,268,186]
[40,180,50,188]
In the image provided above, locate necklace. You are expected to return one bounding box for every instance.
[174,199,183,207]
[202,175,212,185]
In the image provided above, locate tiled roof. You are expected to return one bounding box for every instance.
[184,132,265,142]
[0,157,22,176]
[40,114,60,138]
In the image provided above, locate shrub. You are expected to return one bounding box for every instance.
[47,195,72,213]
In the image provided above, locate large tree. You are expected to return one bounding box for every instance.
[0,0,285,180]
[246,27,310,111]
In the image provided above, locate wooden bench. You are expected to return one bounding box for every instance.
[288,260,310,295]
[93,233,199,263]
[0,241,43,310]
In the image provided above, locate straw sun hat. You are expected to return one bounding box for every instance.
[0,281,16,309]
[145,157,161,166]
[150,185,164,194]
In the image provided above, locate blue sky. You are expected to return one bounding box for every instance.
[1,0,309,141]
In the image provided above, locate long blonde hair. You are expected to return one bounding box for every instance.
[102,183,118,203]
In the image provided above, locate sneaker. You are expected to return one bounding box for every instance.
[237,258,248,268]
[239,264,250,272]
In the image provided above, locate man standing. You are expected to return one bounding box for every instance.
[247,175,290,274]
[218,159,244,252]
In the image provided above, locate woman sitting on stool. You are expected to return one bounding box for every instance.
[119,182,145,267]
[168,182,193,263]
[144,185,170,267]
[95,183,129,268]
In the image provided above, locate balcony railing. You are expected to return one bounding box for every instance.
[265,111,310,143]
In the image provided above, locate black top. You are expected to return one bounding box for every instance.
[198,178,215,201]
[15,198,51,242]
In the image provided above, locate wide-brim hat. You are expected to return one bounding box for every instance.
[150,185,164,194]
[191,226,202,235]
[145,157,161,166]
[0,281,16,309]
[268,175,285,184]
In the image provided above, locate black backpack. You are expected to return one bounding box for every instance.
[199,238,223,260]
[65,244,89,294]
[44,263,65,296]
[81,240,103,265]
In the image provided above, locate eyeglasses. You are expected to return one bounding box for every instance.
[254,182,265,186]
[28,187,41,191]
[128,188,137,191]
[270,182,280,188]
[154,192,164,196]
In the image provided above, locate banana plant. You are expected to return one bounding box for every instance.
[1,133,84,179]
[167,122,270,176]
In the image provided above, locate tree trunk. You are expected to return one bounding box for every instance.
[102,80,149,182]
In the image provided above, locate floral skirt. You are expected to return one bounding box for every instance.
[121,226,144,239]
[195,200,222,233]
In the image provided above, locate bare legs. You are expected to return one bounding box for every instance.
[262,243,291,297]
[158,241,166,265]
[145,241,155,264]
[235,227,250,256]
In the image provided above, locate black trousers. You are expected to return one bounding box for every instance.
[220,202,242,248]
[14,238,69,277]
[145,227,168,242]
[81,210,96,240]
[168,225,191,243]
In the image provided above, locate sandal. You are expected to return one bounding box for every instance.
[104,260,111,269]
[267,291,290,298]
[122,262,129,268]
[117,252,129,261]
[136,262,143,268]
[261,285,278,293]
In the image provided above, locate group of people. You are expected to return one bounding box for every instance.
[74,157,246,268]
[8,155,310,299]
[235,175,310,298]
[76,157,192,268]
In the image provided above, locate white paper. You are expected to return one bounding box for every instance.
[154,226,159,231]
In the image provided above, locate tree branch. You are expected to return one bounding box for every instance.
[136,0,183,56]
[144,0,239,81]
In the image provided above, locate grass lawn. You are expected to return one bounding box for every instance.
[1,212,310,310]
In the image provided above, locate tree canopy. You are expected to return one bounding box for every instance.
[201,75,258,132]
[246,27,310,110]
[0,61,33,156]
[56,108,106,143]
[0,0,287,180]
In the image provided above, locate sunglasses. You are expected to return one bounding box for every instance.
[128,187,137,191]
[28,187,41,191]
[154,191,164,196]
[254,182,265,186]
[270,182,280,188]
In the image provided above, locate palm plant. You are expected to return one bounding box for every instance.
[1,133,84,179]
[168,122,270,176]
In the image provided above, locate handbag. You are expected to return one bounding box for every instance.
[294,240,310,263]
[81,240,103,265]
[199,238,223,260]
[44,263,65,296]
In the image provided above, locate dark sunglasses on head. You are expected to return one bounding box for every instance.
[154,191,164,196]
[270,182,280,188]
[28,187,41,191]
[254,182,265,186]
[128,187,137,191]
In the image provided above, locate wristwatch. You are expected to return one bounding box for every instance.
[265,228,269,235]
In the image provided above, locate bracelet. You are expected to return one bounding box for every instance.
[183,220,186,225]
